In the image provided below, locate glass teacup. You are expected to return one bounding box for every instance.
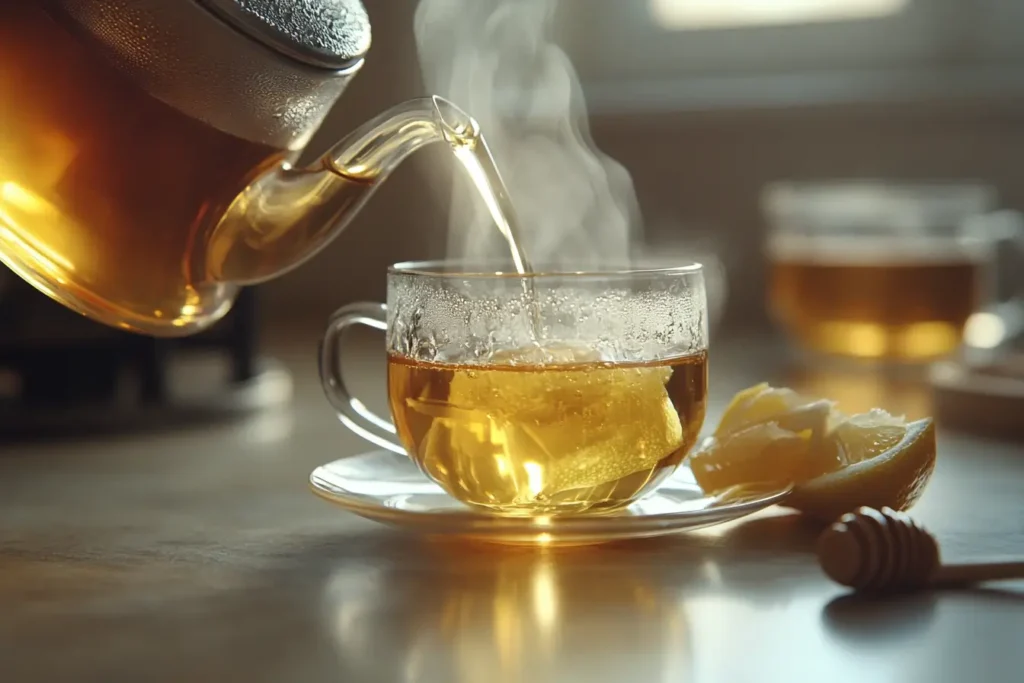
[319,260,709,516]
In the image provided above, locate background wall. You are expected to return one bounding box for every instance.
[260,1,1024,335]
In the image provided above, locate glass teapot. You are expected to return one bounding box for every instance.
[0,0,481,336]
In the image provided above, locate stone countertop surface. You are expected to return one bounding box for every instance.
[1,330,1022,683]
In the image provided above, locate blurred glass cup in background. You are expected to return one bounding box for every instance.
[761,181,1022,364]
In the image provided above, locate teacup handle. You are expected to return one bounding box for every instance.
[319,302,407,455]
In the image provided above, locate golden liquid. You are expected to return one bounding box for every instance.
[388,349,708,515]
[0,4,533,336]
[769,250,983,361]
[0,4,297,331]
[207,114,534,290]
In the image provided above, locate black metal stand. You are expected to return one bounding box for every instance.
[0,285,292,441]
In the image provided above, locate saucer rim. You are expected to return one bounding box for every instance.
[308,450,793,535]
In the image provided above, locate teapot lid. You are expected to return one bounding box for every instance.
[198,0,371,70]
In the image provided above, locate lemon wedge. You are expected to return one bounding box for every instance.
[688,384,937,522]
[715,382,842,439]
[787,414,935,522]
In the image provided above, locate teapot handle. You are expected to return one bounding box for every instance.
[319,302,406,455]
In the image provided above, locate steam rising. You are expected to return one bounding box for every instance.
[414,0,642,267]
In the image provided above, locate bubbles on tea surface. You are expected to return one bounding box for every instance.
[388,271,707,365]
[484,341,604,366]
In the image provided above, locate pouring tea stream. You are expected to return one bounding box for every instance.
[0,0,531,337]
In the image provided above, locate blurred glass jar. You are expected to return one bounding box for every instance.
[761,180,1022,363]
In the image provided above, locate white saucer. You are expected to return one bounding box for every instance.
[309,450,792,546]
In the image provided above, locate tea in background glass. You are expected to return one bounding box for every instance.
[762,181,1001,363]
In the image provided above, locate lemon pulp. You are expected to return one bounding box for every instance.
[688,383,936,521]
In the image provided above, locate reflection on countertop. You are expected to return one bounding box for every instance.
[323,542,694,683]
[1,326,1023,683]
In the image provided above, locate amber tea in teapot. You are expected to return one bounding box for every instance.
[0,5,290,331]
[0,1,528,336]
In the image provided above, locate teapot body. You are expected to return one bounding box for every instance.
[0,1,367,334]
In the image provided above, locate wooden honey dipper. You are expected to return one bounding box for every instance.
[817,506,1024,593]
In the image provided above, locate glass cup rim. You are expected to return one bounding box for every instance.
[387,259,705,280]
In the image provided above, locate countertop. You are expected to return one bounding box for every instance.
[2,330,1022,683]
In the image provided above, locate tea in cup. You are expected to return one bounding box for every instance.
[320,260,709,516]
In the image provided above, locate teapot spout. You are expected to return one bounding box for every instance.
[206,96,478,284]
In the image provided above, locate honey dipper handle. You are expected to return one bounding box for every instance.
[931,561,1024,586]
